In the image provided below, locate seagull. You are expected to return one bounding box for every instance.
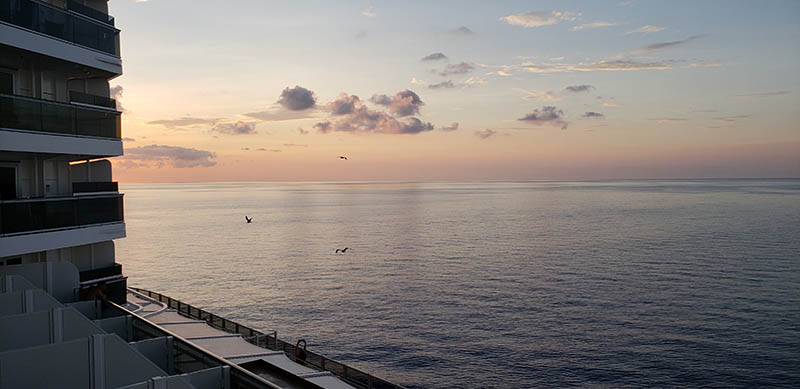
[245,216,252,223]
[338,156,348,160]
[335,247,349,253]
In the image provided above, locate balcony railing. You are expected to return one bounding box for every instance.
[73,181,119,194]
[0,93,121,139]
[67,0,113,26]
[0,194,123,235]
[0,0,120,56]
[69,90,116,110]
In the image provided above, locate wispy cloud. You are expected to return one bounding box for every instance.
[713,114,751,122]
[519,59,672,73]
[631,35,705,55]
[564,84,595,93]
[735,91,791,98]
[428,80,455,89]
[647,117,687,123]
[122,137,135,142]
[626,25,664,34]
[361,7,376,18]
[571,21,617,31]
[122,145,216,168]
[501,11,578,28]
[474,129,497,139]
[450,26,475,35]
[518,106,569,129]
[582,111,605,118]
[283,143,308,147]
[147,117,219,129]
[440,122,459,131]
[243,108,317,121]
[211,121,257,135]
[439,62,475,76]
[515,88,561,102]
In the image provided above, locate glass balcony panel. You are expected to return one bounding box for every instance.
[0,96,41,131]
[0,195,123,235]
[40,102,74,135]
[0,94,120,139]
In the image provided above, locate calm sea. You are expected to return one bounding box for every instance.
[116,180,800,388]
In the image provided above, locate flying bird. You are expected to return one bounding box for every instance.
[245,216,252,223]
[338,156,348,160]
[335,247,349,253]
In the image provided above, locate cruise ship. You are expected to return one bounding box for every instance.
[0,1,403,388]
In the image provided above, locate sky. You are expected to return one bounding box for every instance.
[108,0,800,182]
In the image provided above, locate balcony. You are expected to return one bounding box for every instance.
[0,0,119,56]
[68,90,116,110]
[0,194,123,235]
[0,93,120,139]
[72,181,118,194]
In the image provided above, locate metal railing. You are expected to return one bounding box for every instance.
[0,0,120,55]
[0,93,121,139]
[130,287,406,389]
[73,181,119,194]
[0,193,123,234]
[69,90,117,110]
[104,300,286,389]
[67,0,114,26]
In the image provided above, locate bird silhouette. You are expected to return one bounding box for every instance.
[335,247,349,253]
[245,216,252,223]
[338,156,348,160]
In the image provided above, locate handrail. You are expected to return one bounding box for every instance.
[1,92,121,114]
[130,287,407,389]
[105,299,286,389]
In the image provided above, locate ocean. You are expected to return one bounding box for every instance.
[116,180,800,388]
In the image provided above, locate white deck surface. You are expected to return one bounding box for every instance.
[126,290,355,389]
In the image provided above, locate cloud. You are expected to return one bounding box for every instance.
[463,76,487,85]
[713,114,751,122]
[428,80,455,89]
[211,121,257,135]
[277,85,316,111]
[361,7,375,18]
[518,106,568,129]
[571,21,617,31]
[328,93,361,115]
[647,117,687,123]
[123,144,216,168]
[283,143,308,147]
[632,35,705,55]
[241,147,249,151]
[626,25,664,34]
[244,108,317,121]
[564,84,595,93]
[582,111,605,118]
[369,94,392,105]
[388,89,424,117]
[439,62,474,76]
[422,52,448,61]
[110,85,127,112]
[474,129,497,139]
[440,122,459,131]
[603,103,620,107]
[122,137,135,142]
[298,127,309,135]
[516,88,561,101]
[688,60,723,68]
[147,117,218,128]
[313,92,433,135]
[501,11,578,28]
[519,59,671,73]
[450,26,474,35]
[735,91,790,98]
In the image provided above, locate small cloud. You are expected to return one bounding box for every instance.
[688,60,723,68]
[410,77,428,85]
[439,62,475,76]
[571,21,617,31]
[713,114,751,122]
[497,70,512,76]
[147,117,219,129]
[501,11,578,28]
[122,144,216,168]
[518,106,568,129]
[369,94,392,105]
[440,122,459,131]
[211,121,257,135]
[463,76,487,85]
[631,35,705,55]
[328,93,361,115]
[428,80,455,89]
[474,129,497,139]
[283,143,308,147]
[564,84,594,93]
[277,85,316,111]
[550,56,565,62]
[388,90,425,117]
[515,88,560,102]
[298,127,309,135]
[110,85,127,112]
[450,26,475,35]
[626,25,665,34]
[241,147,250,151]
[582,111,605,118]
[603,103,620,107]
[361,7,376,18]
[421,52,448,61]
[122,137,135,142]
[735,91,791,98]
